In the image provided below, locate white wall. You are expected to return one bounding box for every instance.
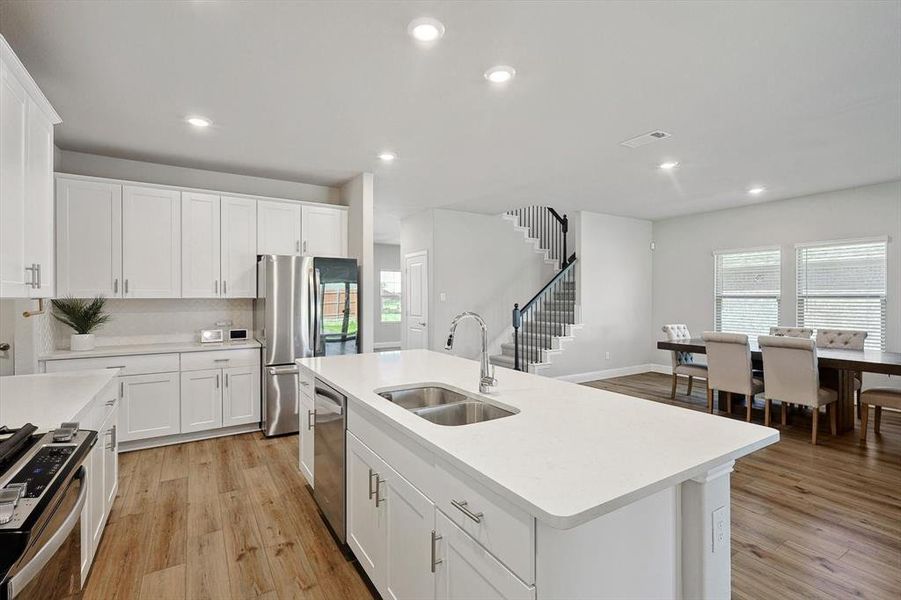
[343,173,375,353]
[373,244,401,347]
[544,212,654,379]
[651,181,901,379]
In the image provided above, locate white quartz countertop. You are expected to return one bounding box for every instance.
[0,369,118,431]
[39,339,261,360]
[298,349,779,529]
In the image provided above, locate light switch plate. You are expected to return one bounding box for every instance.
[439,292,447,302]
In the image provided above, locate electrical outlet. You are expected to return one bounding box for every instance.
[605,351,611,360]
[439,292,447,302]
[712,506,727,553]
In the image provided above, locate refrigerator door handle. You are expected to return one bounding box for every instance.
[313,267,322,355]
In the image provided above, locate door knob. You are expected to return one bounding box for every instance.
[0,343,10,351]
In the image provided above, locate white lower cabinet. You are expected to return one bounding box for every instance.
[385,462,436,600]
[223,365,261,426]
[180,368,223,433]
[347,432,388,590]
[299,391,315,486]
[120,372,181,441]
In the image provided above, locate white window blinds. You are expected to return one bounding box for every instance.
[796,240,887,351]
[714,248,781,338]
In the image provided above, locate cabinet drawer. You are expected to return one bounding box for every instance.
[44,353,180,376]
[180,348,259,371]
[299,366,315,398]
[434,460,535,585]
[75,379,119,432]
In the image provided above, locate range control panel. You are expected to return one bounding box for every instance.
[7,445,76,498]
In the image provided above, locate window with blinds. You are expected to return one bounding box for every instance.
[796,240,887,351]
[714,248,781,338]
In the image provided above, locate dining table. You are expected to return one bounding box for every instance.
[657,337,901,433]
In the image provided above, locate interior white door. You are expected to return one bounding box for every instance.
[181,192,221,298]
[257,199,301,255]
[55,178,123,297]
[435,510,534,600]
[122,185,181,298]
[24,98,55,298]
[347,432,388,593]
[180,369,223,433]
[301,204,347,257]
[0,62,28,298]
[385,468,437,600]
[403,251,429,349]
[222,365,261,427]
[299,391,315,487]
[119,372,180,441]
[221,196,257,297]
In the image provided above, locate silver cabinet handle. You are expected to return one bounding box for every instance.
[214,358,230,363]
[216,374,220,389]
[368,468,377,500]
[24,264,37,288]
[223,280,227,295]
[114,278,119,294]
[106,365,126,369]
[105,426,116,450]
[303,240,308,253]
[307,409,315,430]
[375,476,386,506]
[300,380,310,387]
[214,280,219,295]
[124,279,129,295]
[451,499,483,523]
[430,530,443,573]
[106,397,116,407]
[119,381,124,398]
[111,425,117,451]
[34,264,41,289]
[225,373,229,388]
[295,240,300,253]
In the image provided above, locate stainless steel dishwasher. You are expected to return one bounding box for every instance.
[312,378,347,543]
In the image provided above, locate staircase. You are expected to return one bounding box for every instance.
[490,207,581,373]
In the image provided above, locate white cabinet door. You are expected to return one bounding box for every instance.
[222,365,260,427]
[24,99,54,298]
[299,391,315,487]
[301,204,347,257]
[257,199,301,255]
[347,432,388,593]
[385,468,437,600]
[181,192,220,298]
[56,178,123,297]
[119,372,180,441]
[88,438,105,553]
[180,368,223,433]
[122,185,181,298]
[435,511,534,600]
[221,196,257,297]
[0,62,28,298]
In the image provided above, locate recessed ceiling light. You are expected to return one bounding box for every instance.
[186,116,211,128]
[748,186,766,195]
[378,151,397,162]
[408,17,445,42]
[658,161,679,170]
[484,65,516,84]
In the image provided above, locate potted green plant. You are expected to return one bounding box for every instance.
[51,296,111,351]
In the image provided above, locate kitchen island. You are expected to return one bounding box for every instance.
[298,349,779,599]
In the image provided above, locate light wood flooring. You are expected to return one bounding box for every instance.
[83,372,901,599]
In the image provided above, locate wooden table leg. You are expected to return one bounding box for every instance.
[835,369,856,434]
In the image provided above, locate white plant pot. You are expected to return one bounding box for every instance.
[70,334,96,352]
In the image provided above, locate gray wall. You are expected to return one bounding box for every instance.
[373,244,401,347]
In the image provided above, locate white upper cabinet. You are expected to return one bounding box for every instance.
[181,192,221,298]
[302,204,347,257]
[257,199,301,255]
[220,196,257,297]
[56,178,123,298]
[122,185,181,298]
[0,36,60,299]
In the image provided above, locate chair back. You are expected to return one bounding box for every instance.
[758,335,819,407]
[769,326,813,338]
[815,329,867,350]
[702,332,753,396]
[662,324,694,368]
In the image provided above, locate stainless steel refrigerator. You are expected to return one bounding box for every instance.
[255,255,359,437]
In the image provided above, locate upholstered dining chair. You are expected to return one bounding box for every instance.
[661,324,708,399]
[859,388,901,442]
[816,328,867,413]
[758,335,837,444]
[701,332,763,420]
[769,326,813,338]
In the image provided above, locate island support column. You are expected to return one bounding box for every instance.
[681,461,734,599]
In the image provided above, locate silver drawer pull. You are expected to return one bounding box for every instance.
[106,365,126,369]
[106,398,116,407]
[368,468,377,500]
[430,530,443,573]
[375,476,386,506]
[307,410,315,431]
[451,499,483,523]
[300,380,310,387]
[214,358,230,363]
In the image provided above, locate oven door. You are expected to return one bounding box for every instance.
[4,466,87,600]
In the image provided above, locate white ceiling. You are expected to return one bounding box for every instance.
[2,1,899,243]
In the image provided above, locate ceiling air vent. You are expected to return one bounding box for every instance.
[619,130,672,148]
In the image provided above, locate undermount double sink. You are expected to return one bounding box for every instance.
[377,385,516,426]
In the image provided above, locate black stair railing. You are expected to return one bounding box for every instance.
[513,254,577,371]
[506,206,569,269]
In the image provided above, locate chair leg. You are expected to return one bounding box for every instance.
[706,386,714,413]
[725,391,732,414]
[670,373,677,400]
[764,398,771,427]
[811,407,819,445]
[687,376,694,396]
[860,403,869,443]
[780,400,787,426]
[747,395,753,422]
[875,406,882,434]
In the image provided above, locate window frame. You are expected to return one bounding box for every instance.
[713,245,782,340]
[379,269,402,324]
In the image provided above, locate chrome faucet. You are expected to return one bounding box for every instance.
[445,312,497,393]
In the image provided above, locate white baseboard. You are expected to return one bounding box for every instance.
[556,363,670,384]
[118,422,262,453]
[373,342,402,350]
